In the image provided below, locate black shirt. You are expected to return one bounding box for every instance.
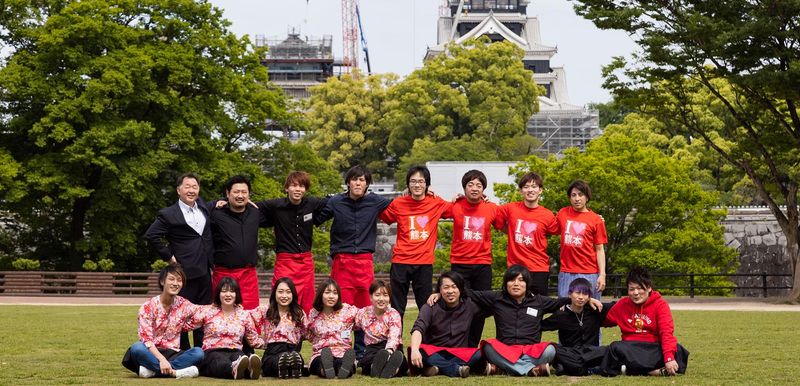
[411,298,482,348]
[469,290,569,345]
[541,301,615,347]
[209,205,270,268]
[258,196,328,254]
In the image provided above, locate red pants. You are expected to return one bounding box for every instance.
[331,253,374,307]
[212,266,259,310]
[273,252,315,313]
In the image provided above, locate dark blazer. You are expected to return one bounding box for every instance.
[145,199,213,279]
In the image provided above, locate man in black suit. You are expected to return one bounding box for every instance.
[145,173,213,349]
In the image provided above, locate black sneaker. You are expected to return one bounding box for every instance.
[337,349,356,379]
[289,351,303,378]
[380,350,404,379]
[370,350,390,378]
[278,352,291,379]
[320,348,335,379]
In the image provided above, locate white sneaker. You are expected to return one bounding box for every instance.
[138,366,156,378]
[175,366,199,379]
[621,365,627,376]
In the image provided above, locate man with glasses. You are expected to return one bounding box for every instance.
[380,165,452,322]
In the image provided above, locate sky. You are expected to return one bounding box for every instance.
[208,0,638,106]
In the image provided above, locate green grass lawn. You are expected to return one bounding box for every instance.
[0,305,797,385]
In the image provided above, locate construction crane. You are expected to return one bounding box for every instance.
[356,5,371,74]
[341,0,359,73]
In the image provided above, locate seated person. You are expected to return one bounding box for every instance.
[250,277,307,379]
[541,278,613,375]
[600,267,690,376]
[355,280,407,378]
[305,278,358,379]
[188,277,265,380]
[122,264,202,379]
[409,271,484,378]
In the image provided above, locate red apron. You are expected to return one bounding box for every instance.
[480,339,554,363]
[418,344,480,363]
[331,252,374,307]
[274,252,315,313]
[212,265,259,310]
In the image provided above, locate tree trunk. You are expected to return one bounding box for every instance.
[787,233,800,302]
[68,197,90,271]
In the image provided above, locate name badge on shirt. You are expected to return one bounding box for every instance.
[526,307,539,317]
[341,330,351,339]
[303,213,313,222]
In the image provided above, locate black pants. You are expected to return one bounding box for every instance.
[261,342,303,377]
[309,356,351,378]
[389,263,433,322]
[600,341,689,376]
[553,345,607,375]
[359,342,408,377]
[200,348,244,379]
[529,271,550,296]
[179,273,212,350]
[451,263,492,347]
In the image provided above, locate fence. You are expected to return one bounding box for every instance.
[0,271,792,298]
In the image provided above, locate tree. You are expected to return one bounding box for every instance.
[303,71,397,179]
[384,37,540,164]
[571,0,800,299]
[496,130,738,294]
[0,0,287,270]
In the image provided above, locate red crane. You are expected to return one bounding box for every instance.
[341,0,359,73]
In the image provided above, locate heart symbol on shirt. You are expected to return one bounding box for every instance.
[571,222,587,235]
[416,216,429,228]
[522,221,537,235]
[470,217,485,230]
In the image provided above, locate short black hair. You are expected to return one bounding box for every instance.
[312,278,342,312]
[626,266,654,290]
[157,263,186,291]
[406,165,431,192]
[213,277,243,307]
[568,278,593,295]
[502,264,532,298]
[567,180,592,201]
[461,169,487,190]
[225,175,251,193]
[436,271,466,299]
[345,165,372,187]
[517,172,543,189]
[176,173,200,188]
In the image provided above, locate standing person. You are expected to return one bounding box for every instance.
[541,278,613,376]
[496,172,559,296]
[445,169,502,346]
[409,272,484,378]
[188,277,265,380]
[145,173,213,349]
[305,278,359,379]
[257,171,328,313]
[355,280,406,378]
[600,267,689,377]
[315,165,392,360]
[380,165,452,321]
[556,180,607,300]
[209,175,271,310]
[250,278,307,379]
[122,264,203,379]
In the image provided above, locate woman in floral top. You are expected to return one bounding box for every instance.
[250,277,307,378]
[355,279,407,378]
[306,278,358,379]
[187,277,265,380]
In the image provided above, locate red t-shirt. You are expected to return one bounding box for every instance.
[556,206,607,273]
[496,202,559,272]
[380,195,452,265]
[445,198,502,265]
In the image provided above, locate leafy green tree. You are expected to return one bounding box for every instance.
[497,131,738,294]
[384,38,540,164]
[304,71,397,179]
[572,0,800,299]
[0,0,287,270]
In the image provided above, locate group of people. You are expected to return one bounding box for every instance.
[123,164,689,379]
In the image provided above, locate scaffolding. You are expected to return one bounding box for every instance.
[527,108,600,156]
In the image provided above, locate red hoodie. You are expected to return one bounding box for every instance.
[603,291,678,364]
